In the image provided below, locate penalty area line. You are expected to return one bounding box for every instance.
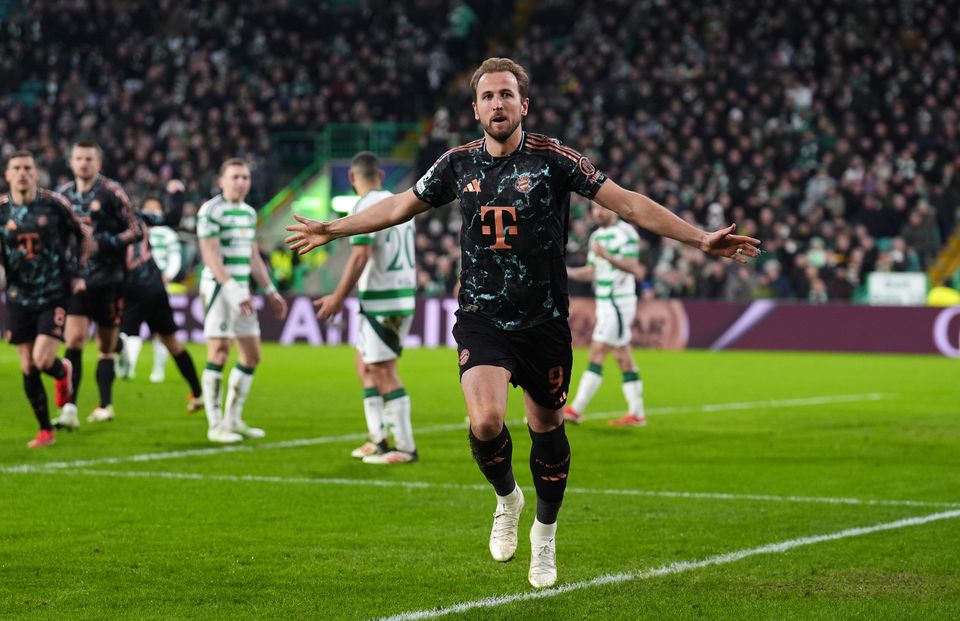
[372,508,960,621]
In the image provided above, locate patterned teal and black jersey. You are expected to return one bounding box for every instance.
[0,189,89,306]
[125,191,184,288]
[58,175,139,288]
[413,132,607,330]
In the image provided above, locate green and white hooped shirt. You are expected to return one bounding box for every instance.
[196,194,257,289]
[587,220,640,300]
[349,189,416,317]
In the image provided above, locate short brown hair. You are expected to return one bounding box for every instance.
[219,157,249,176]
[4,149,35,169]
[71,140,102,156]
[470,57,530,101]
[350,151,381,181]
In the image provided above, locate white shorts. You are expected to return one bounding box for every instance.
[592,296,637,347]
[200,279,260,339]
[357,313,413,364]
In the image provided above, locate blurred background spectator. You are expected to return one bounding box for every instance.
[2,0,959,301]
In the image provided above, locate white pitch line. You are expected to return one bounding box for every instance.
[581,392,887,421]
[21,393,889,471]
[4,465,956,511]
[373,509,960,621]
[31,422,468,470]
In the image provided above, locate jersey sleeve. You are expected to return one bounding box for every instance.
[140,190,184,228]
[348,197,374,246]
[555,143,607,199]
[413,153,458,207]
[0,203,10,279]
[196,202,220,239]
[52,191,91,279]
[95,181,141,250]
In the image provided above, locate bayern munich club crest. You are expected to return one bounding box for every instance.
[515,175,532,193]
[578,156,597,176]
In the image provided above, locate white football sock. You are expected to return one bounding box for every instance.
[224,364,255,428]
[570,369,602,413]
[622,374,644,416]
[152,337,169,377]
[201,364,224,429]
[384,388,415,453]
[362,388,386,444]
[125,335,143,374]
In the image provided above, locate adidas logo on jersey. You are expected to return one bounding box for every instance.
[462,179,481,193]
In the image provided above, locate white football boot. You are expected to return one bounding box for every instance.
[87,405,115,422]
[528,519,558,588]
[228,420,265,439]
[52,403,80,431]
[362,449,418,464]
[489,486,524,562]
[207,426,243,443]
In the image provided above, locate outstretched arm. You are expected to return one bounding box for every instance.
[314,245,372,320]
[284,188,430,255]
[594,180,760,262]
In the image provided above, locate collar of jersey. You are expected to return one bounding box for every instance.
[481,131,526,160]
[7,190,39,207]
[74,175,102,196]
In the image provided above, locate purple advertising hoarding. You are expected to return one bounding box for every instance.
[2,295,959,357]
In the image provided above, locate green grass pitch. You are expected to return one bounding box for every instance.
[1,343,958,620]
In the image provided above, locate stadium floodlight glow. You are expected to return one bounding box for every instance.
[331,195,357,214]
[292,196,325,218]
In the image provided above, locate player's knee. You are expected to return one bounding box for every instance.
[31,352,53,371]
[368,362,397,390]
[160,334,182,354]
[469,415,505,441]
[614,348,635,370]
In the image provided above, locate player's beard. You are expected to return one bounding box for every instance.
[484,115,521,143]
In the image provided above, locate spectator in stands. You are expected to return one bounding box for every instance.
[3,0,959,302]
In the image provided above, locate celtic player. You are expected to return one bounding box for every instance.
[197,159,287,443]
[565,201,648,427]
[314,152,418,464]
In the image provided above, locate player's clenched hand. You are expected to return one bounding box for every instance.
[71,278,86,294]
[285,214,334,255]
[313,294,343,321]
[700,224,761,264]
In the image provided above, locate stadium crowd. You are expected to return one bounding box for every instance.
[3,0,959,302]
[415,0,960,302]
[0,0,503,209]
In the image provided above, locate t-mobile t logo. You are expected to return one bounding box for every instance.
[480,206,517,249]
